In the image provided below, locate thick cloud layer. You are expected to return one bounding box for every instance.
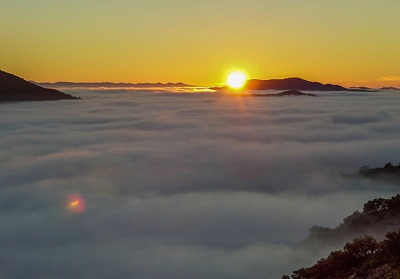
[1,89,400,278]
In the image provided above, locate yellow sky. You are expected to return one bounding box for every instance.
[1,0,400,87]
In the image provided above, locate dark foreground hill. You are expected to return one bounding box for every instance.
[304,194,400,248]
[282,193,400,278]
[283,230,400,279]
[0,70,79,102]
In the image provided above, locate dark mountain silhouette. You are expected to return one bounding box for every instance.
[349,86,374,91]
[0,70,79,102]
[211,77,371,92]
[36,81,194,89]
[245,78,349,91]
[251,90,317,97]
[380,86,400,90]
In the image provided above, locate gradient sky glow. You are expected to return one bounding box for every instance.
[1,0,400,86]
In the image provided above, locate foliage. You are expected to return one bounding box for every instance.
[363,198,388,214]
[285,230,400,279]
[287,192,400,278]
[356,162,400,183]
[362,194,400,214]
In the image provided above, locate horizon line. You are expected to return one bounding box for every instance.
[33,77,399,90]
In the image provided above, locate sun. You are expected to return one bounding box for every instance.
[227,71,247,89]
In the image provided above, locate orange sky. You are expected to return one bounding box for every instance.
[1,0,400,87]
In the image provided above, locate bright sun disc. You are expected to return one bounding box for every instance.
[227,71,247,89]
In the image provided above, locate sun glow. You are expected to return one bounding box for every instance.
[227,71,247,89]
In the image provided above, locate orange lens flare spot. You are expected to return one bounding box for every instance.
[66,194,86,214]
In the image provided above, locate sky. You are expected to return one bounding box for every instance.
[2,89,400,278]
[1,0,400,86]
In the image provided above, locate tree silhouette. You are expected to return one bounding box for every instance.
[287,230,400,278]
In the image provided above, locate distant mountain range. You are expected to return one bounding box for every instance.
[212,77,373,92]
[2,70,396,102]
[36,81,194,89]
[0,70,79,102]
[34,78,399,92]
[350,86,400,91]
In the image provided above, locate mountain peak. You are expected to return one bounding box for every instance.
[245,77,349,91]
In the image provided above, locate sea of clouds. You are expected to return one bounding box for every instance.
[1,89,400,278]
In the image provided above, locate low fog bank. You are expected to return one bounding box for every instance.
[1,90,400,278]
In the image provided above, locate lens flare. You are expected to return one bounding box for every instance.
[66,194,86,214]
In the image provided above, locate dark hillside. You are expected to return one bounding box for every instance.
[0,70,79,102]
[283,230,400,279]
[304,194,400,249]
[283,193,400,278]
